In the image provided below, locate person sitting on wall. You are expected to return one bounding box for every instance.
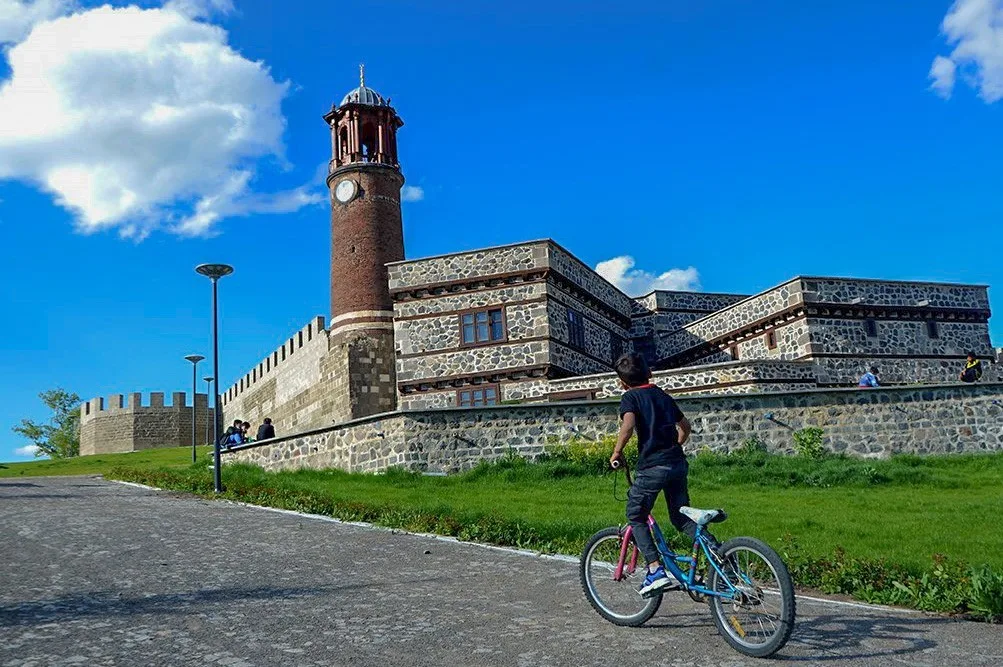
[256,417,276,441]
[241,421,254,443]
[220,419,244,449]
[858,367,880,388]
[960,352,983,383]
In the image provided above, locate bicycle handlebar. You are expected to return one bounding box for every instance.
[611,457,632,486]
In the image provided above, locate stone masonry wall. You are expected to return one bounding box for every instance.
[225,383,1003,473]
[221,317,337,434]
[801,277,990,310]
[80,392,214,456]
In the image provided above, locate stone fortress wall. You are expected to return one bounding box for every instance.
[80,391,214,456]
[225,382,1003,474]
[217,316,341,435]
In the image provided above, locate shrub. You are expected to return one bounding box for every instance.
[792,427,827,459]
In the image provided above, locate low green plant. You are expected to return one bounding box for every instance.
[733,436,768,457]
[969,565,1003,622]
[792,427,827,459]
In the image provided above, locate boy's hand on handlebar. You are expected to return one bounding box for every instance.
[609,453,623,469]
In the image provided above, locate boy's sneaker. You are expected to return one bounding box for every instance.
[638,566,676,597]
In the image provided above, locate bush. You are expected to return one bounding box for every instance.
[547,436,637,474]
[792,427,827,459]
[969,565,1003,622]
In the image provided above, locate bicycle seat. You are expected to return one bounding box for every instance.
[680,506,727,525]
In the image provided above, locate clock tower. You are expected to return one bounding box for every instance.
[322,66,404,420]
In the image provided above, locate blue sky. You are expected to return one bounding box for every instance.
[2,0,1002,460]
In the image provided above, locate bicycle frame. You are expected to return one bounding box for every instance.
[614,516,742,600]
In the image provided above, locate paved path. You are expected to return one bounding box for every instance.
[1,477,1001,666]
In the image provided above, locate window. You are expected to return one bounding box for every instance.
[864,319,878,338]
[729,345,740,361]
[766,330,777,350]
[458,385,499,407]
[461,308,505,345]
[610,334,624,364]
[927,320,940,339]
[567,309,586,350]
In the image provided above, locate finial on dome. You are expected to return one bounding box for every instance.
[359,63,365,88]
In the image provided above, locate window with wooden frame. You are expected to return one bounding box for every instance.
[457,384,499,407]
[567,309,586,350]
[864,319,878,338]
[766,330,777,350]
[926,320,940,339]
[460,308,505,345]
[729,345,740,361]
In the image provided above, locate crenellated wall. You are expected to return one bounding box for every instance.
[225,383,1003,474]
[79,391,214,456]
[219,316,340,434]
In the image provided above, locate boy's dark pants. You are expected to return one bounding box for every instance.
[626,460,701,565]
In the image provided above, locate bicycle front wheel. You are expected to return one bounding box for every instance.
[580,526,662,626]
[706,536,796,658]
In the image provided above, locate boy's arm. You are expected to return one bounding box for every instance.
[610,411,636,467]
[676,417,691,446]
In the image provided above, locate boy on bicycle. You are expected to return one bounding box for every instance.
[609,352,718,596]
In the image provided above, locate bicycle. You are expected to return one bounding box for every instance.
[580,460,796,658]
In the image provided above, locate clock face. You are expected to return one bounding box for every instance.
[335,179,357,203]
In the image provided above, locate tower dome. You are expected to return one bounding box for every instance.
[338,65,388,108]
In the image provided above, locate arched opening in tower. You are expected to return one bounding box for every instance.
[339,126,349,161]
[360,122,377,162]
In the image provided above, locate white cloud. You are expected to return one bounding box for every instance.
[930,0,1003,102]
[0,0,71,44]
[162,0,233,19]
[929,55,957,98]
[595,256,700,296]
[401,185,424,202]
[14,444,39,457]
[0,3,322,238]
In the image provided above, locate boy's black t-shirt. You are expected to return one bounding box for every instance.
[619,385,686,469]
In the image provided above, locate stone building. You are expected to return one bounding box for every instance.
[79,69,1000,454]
[79,392,214,456]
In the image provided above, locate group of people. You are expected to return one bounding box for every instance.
[858,352,985,388]
[219,417,275,448]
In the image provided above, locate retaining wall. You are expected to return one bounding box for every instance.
[225,382,1003,474]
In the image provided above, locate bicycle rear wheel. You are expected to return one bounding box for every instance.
[580,526,662,626]
[706,536,795,658]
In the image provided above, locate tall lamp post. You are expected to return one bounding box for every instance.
[203,376,214,446]
[195,263,234,494]
[184,354,205,464]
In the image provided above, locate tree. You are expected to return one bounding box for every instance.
[13,389,81,459]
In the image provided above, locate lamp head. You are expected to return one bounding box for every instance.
[195,263,234,279]
[203,376,214,383]
[184,354,205,364]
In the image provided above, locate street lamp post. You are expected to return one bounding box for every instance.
[184,354,205,464]
[195,263,234,494]
[203,376,214,446]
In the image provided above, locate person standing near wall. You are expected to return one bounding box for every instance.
[960,353,983,383]
[858,367,880,388]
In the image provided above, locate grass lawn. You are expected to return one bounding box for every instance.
[0,446,209,478]
[103,450,1003,572]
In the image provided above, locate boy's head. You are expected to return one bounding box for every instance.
[869,366,879,375]
[232,419,242,427]
[615,353,651,388]
[967,351,976,361]
[263,417,272,425]
[242,421,251,429]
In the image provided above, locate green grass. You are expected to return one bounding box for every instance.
[0,446,208,477]
[104,450,1003,571]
